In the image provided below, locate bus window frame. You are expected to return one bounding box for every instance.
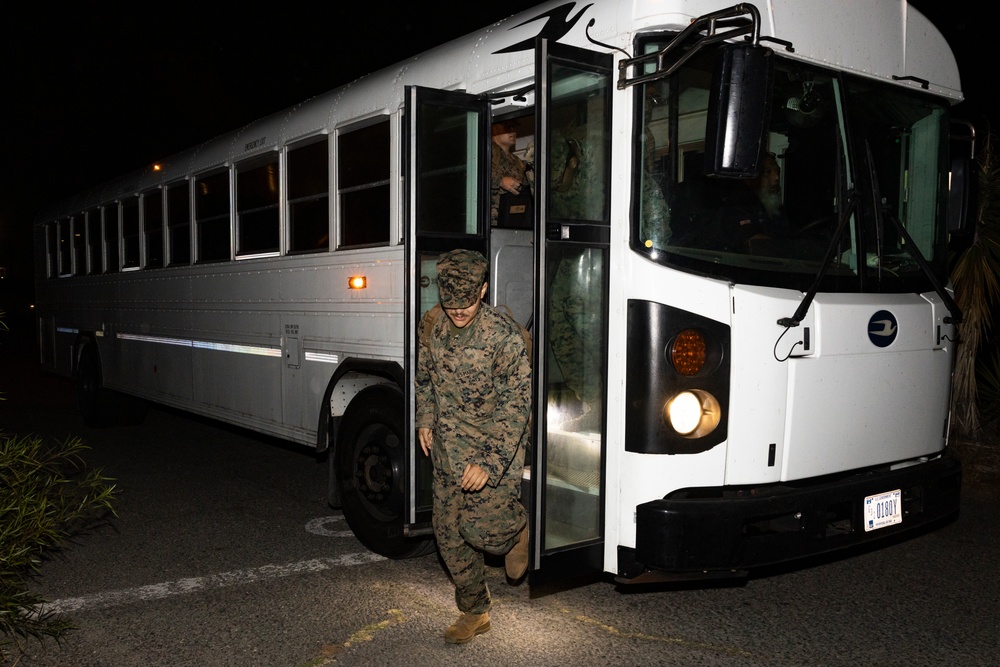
[194,168,233,264]
[235,152,281,259]
[285,135,331,255]
[121,195,142,271]
[104,202,120,273]
[166,179,192,267]
[71,212,87,276]
[85,206,102,274]
[337,116,392,250]
[143,187,165,269]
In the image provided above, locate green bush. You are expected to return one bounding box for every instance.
[0,432,116,661]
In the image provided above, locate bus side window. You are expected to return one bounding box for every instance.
[287,137,330,254]
[45,223,57,278]
[236,154,280,257]
[122,196,140,270]
[195,170,231,263]
[72,213,87,276]
[104,203,120,273]
[338,119,390,248]
[85,207,101,274]
[166,181,191,266]
[56,218,71,276]
[144,189,164,268]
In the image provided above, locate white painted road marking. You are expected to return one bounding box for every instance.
[305,515,356,538]
[39,551,386,615]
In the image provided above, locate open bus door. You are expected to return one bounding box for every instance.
[529,39,614,584]
[403,85,492,534]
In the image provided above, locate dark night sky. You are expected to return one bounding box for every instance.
[0,1,992,339]
[0,2,537,338]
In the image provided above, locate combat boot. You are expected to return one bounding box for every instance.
[444,611,491,644]
[505,524,530,582]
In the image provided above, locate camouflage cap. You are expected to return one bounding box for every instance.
[436,249,488,308]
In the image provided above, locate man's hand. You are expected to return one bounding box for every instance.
[461,463,489,492]
[501,176,521,194]
[418,428,433,457]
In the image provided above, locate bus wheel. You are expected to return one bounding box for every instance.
[76,342,110,428]
[334,384,435,559]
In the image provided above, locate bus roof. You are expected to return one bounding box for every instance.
[36,0,960,223]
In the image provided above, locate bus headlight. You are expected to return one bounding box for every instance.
[665,389,721,438]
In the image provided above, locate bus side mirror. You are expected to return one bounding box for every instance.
[704,44,775,178]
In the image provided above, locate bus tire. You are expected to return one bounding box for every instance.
[334,384,435,559]
[76,342,111,428]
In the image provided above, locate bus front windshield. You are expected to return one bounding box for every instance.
[632,42,952,293]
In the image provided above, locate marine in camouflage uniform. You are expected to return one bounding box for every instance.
[415,249,532,643]
[491,121,532,226]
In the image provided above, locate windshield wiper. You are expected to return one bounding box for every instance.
[864,140,962,324]
[776,191,858,327]
[778,142,962,327]
[877,205,962,323]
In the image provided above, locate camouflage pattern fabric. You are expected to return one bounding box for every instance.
[415,303,531,613]
[549,129,605,222]
[437,249,489,308]
[548,249,604,410]
[490,147,531,226]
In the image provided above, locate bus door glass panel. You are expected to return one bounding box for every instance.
[534,39,612,575]
[404,86,491,527]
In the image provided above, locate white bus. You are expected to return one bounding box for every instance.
[35,0,968,583]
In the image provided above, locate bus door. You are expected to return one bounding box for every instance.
[530,39,614,583]
[403,85,492,530]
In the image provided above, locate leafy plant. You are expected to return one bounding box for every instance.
[951,131,1000,437]
[0,432,116,662]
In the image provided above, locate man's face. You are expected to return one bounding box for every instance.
[494,130,516,151]
[444,282,488,329]
[760,159,781,193]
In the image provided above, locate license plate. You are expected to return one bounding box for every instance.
[864,489,902,532]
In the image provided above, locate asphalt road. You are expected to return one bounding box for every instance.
[2,350,999,666]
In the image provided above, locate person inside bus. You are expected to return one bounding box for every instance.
[415,249,532,644]
[714,152,789,252]
[491,120,533,227]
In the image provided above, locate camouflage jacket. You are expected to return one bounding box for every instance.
[415,303,531,486]
[490,147,531,225]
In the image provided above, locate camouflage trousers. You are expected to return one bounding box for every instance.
[432,463,526,614]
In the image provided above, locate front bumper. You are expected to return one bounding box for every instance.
[619,455,961,581]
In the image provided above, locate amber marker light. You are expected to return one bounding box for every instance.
[669,328,707,376]
[153,164,162,171]
[348,275,367,289]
